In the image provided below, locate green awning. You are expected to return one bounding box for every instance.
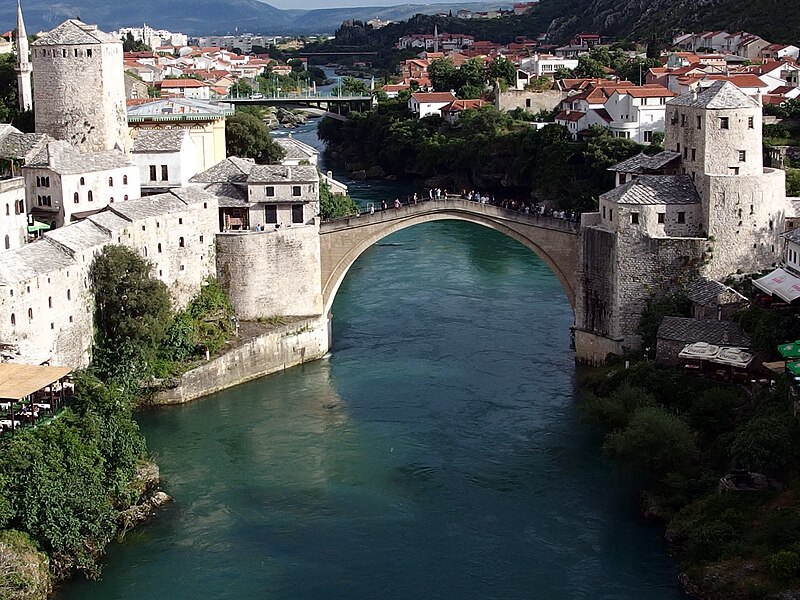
[26,221,51,233]
[778,341,800,359]
[787,361,800,376]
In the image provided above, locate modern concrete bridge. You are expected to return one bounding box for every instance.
[319,199,580,316]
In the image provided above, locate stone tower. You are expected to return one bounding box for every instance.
[14,0,32,112]
[665,81,785,278]
[31,20,128,152]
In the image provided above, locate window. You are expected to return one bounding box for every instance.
[643,131,653,143]
[738,150,746,162]
[123,174,128,185]
[158,243,162,253]
[602,206,606,219]
[292,186,302,197]
[748,116,754,129]
[179,237,185,247]
[178,218,183,225]
[676,142,681,152]
[87,190,93,202]
[110,197,114,203]
[62,49,66,58]
[36,176,40,186]
[15,200,22,214]
[730,167,740,175]
[292,204,304,224]
[109,176,113,186]
[143,246,148,257]
[630,212,639,224]
[265,186,275,197]
[677,212,686,224]
[10,314,15,327]
[658,213,665,224]
[683,147,688,159]
[4,204,8,216]
[681,113,686,126]
[74,192,79,203]
[719,117,729,129]
[28,308,33,321]
[265,205,277,224]
[696,116,701,129]
[161,165,169,181]
[180,265,185,271]
[48,297,52,308]
[3,235,8,250]
[66,289,71,300]
[124,195,128,201]
[80,177,85,185]
[149,165,157,181]
[199,235,204,243]
[526,99,531,108]
[87,49,92,58]
[691,148,696,161]
[619,174,627,184]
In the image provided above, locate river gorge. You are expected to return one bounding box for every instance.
[58,115,686,599]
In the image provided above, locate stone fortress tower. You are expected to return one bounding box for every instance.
[574,81,787,363]
[14,0,32,112]
[31,19,128,152]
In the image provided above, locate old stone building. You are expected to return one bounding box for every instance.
[575,81,788,363]
[131,129,199,194]
[32,20,129,152]
[0,188,218,366]
[23,141,140,228]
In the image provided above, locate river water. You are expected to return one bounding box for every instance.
[59,112,686,599]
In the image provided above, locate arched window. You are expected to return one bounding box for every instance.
[157,243,162,253]
[179,237,185,248]
[4,235,9,250]
[48,297,52,308]
[124,194,128,201]
[108,177,114,186]
[67,289,71,300]
[27,308,33,321]
[10,314,15,327]
[123,175,128,185]
[80,177,85,185]
[74,192,79,203]
[109,197,114,203]
[87,190,93,202]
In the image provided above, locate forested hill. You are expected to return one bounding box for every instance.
[335,0,799,47]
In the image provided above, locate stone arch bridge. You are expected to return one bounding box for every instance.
[319,199,580,316]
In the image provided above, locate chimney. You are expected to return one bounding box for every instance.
[327,170,332,179]
[286,166,292,180]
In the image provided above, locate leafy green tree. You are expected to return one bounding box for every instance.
[554,66,573,80]
[604,405,696,475]
[730,409,794,474]
[0,54,33,131]
[229,80,253,98]
[319,180,358,220]
[225,108,285,164]
[429,58,459,92]
[486,56,517,88]
[459,58,487,90]
[90,245,173,381]
[787,168,800,196]
[121,32,150,52]
[331,77,370,96]
[573,55,607,79]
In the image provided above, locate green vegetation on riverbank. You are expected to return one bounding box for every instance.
[0,247,236,595]
[583,299,800,598]
[318,101,650,211]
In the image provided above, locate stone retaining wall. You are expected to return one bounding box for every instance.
[151,315,330,404]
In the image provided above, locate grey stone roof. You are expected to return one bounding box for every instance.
[686,278,746,306]
[782,227,800,244]
[668,80,760,110]
[25,141,133,175]
[203,183,248,207]
[87,211,132,232]
[32,20,120,46]
[275,137,318,160]
[0,240,74,286]
[131,129,188,153]
[189,157,255,184]
[0,128,52,162]
[46,220,110,255]
[247,165,318,184]
[109,187,214,221]
[609,151,681,173]
[657,316,750,347]
[787,198,800,219]
[601,175,700,205]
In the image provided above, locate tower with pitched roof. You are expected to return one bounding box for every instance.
[31,19,128,152]
[15,1,32,112]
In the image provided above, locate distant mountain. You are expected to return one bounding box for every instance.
[5,1,514,36]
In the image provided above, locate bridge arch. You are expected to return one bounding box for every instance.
[319,201,579,318]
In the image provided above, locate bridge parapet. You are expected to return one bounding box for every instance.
[320,199,580,235]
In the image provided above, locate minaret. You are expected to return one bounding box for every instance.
[15,0,33,112]
[433,25,439,53]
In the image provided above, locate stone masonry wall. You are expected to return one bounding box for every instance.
[216,225,323,320]
[151,316,330,404]
[495,90,566,114]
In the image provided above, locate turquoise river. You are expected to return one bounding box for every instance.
[60,117,686,599]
